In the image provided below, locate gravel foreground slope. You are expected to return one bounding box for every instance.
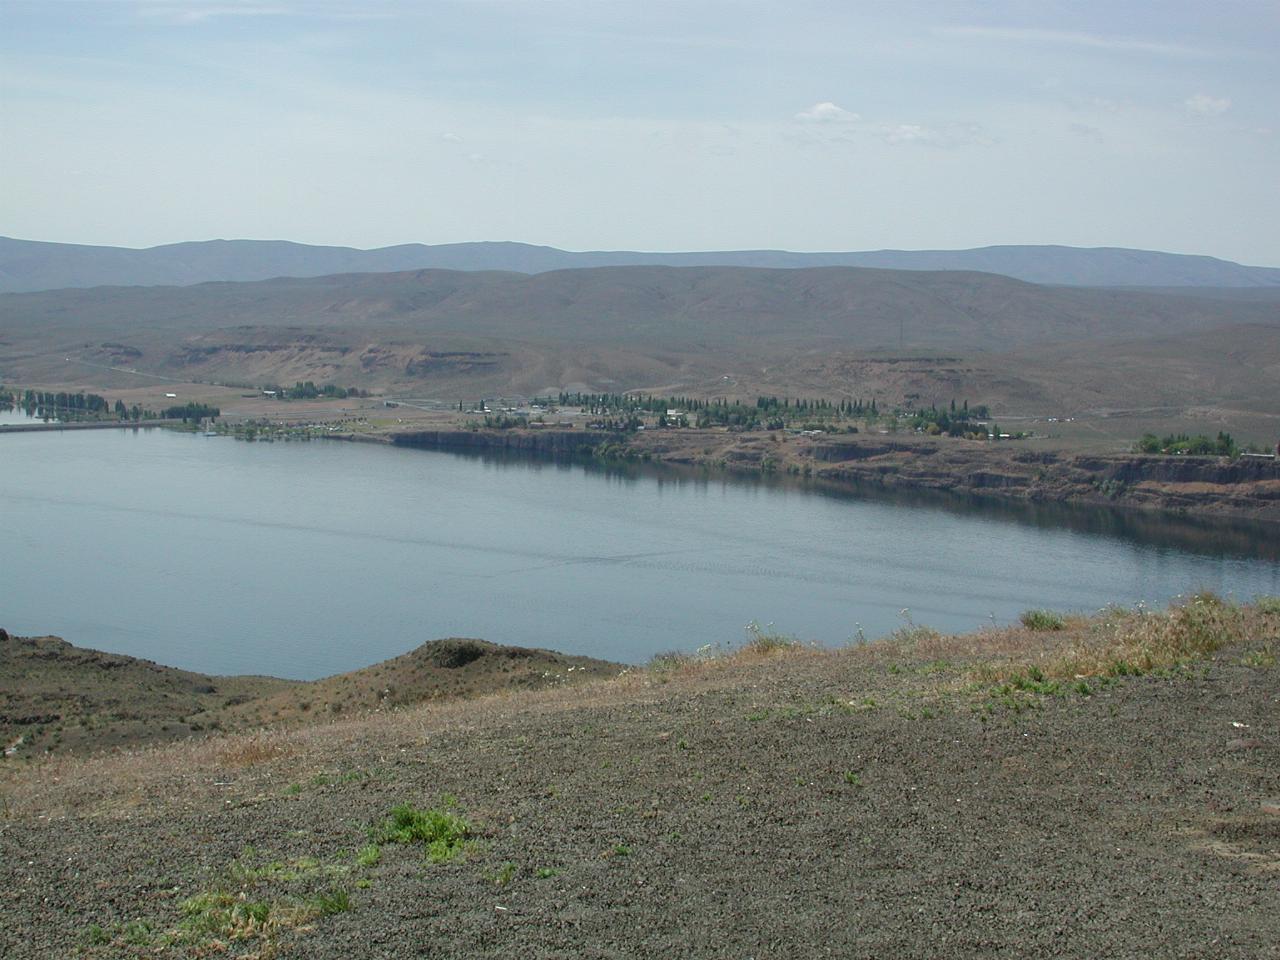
[2,604,1277,959]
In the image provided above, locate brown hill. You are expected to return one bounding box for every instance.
[7,264,1279,346]
[3,265,1277,444]
[0,631,620,758]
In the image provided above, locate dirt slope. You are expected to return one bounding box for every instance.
[0,632,619,758]
[1,601,1276,959]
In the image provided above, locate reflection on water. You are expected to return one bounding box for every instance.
[0,405,50,425]
[443,446,1280,562]
[2,428,1277,679]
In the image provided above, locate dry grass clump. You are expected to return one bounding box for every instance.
[1049,592,1255,679]
[971,593,1276,688]
[643,621,813,683]
[216,730,293,767]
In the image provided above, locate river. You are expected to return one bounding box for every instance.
[3,425,1277,679]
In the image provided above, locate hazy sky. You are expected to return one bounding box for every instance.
[2,1,1277,263]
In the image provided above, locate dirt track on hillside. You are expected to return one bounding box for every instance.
[2,621,1278,959]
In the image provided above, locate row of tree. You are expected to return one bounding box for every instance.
[906,401,992,438]
[2,387,220,424]
[265,381,370,401]
[462,391,997,435]
[1135,432,1238,457]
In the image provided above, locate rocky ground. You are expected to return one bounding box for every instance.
[2,598,1277,958]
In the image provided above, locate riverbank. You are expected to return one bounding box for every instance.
[2,596,1276,958]
[366,425,1280,525]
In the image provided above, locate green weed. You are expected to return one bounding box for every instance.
[307,888,352,916]
[369,799,473,863]
[1241,646,1275,670]
[1254,595,1280,615]
[1020,609,1066,631]
[489,862,517,886]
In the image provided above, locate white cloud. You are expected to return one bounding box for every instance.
[789,103,988,149]
[882,123,929,144]
[794,102,859,123]
[1185,93,1231,115]
[441,132,463,143]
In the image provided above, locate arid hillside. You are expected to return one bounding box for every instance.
[2,597,1276,959]
[0,632,619,759]
[3,264,1277,444]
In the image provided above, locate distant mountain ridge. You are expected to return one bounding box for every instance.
[7,263,1278,358]
[2,236,1278,293]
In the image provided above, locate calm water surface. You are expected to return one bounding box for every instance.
[3,428,1277,679]
[0,408,51,425]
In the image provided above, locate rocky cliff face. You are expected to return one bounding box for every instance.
[374,425,1278,524]
[808,440,1279,521]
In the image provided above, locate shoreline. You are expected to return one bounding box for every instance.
[342,425,1280,527]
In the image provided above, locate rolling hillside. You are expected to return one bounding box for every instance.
[3,264,1276,438]
[5,264,1276,354]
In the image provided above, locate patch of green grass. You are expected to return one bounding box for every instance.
[307,887,352,916]
[179,891,271,939]
[85,841,367,955]
[843,771,863,787]
[1254,595,1280,615]
[1241,646,1276,670]
[995,672,1062,697]
[535,867,561,879]
[79,918,161,948]
[228,852,347,885]
[611,843,632,857]
[489,861,517,886]
[1021,609,1066,631]
[919,659,954,674]
[356,844,382,868]
[369,799,474,863]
